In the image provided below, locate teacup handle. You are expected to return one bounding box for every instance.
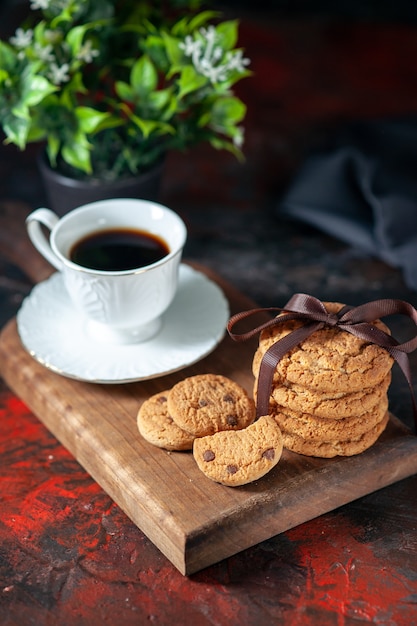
[26,208,63,271]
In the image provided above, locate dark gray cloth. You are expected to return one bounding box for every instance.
[279,119,417,290]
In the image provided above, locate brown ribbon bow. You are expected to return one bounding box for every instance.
[227,294,417,432]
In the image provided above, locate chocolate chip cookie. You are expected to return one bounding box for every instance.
[167,374,256,437]
[137,390,195,451]
[193,415,283,486]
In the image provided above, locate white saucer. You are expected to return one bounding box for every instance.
[17,265,230,383]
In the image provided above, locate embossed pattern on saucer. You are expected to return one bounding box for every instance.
[17,265,229,383]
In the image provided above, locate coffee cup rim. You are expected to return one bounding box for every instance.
[50,198,187,276]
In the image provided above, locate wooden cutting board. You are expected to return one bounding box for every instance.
[1,264,417,575]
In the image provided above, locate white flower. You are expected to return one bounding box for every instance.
[180,26,250,85]
[212,46,223,63]
[48,62,70,85]
[200,26,217,50]
[76,40,99,64]
[34,42,54,62]
[179,35,202,57]
[199,59,228,83]
[225,50,250,73]
[30,0,51,9]
[30,0,50,9]
[9,28,33,49]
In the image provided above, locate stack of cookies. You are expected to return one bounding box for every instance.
[252,302,394,458]
[137,374,283,486]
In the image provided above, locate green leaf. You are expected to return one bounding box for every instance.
[215,20,239,50]
[26,122,46,142]
[115,80,134,102]
[9,65,57,121]
[61,131,92,173]
[59,85,74,109]
[0,69,9,84]
[148,88,172,111]
[66,24,91,55]
[46,133,61,167]
[66,20,109,56]
[10,101,29,121]
[177,66,207,99]
[131,116,161,138]
[158,93,179,122]
[69,71,88,95]
[75,106,112,134]
[130,56,157,95]
[124,107,174,139]
[32,21,45,43]
[3,115,31,148]
[210,96,246,127]
[24,74,57,108]
[0,40,17,70]
[170,16,188,37]
[187,11,220,34]
[161,33,182,66]
[50,5,78,29]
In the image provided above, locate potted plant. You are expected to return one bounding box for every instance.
[0,0,251,213]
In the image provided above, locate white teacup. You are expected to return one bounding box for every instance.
[26,198,187,344]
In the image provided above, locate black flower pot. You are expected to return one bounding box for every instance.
[37,151,165,215]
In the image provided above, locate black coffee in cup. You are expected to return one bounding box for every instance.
[69,228,170,271]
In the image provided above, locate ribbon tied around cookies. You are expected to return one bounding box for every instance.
[227,293,417,432]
